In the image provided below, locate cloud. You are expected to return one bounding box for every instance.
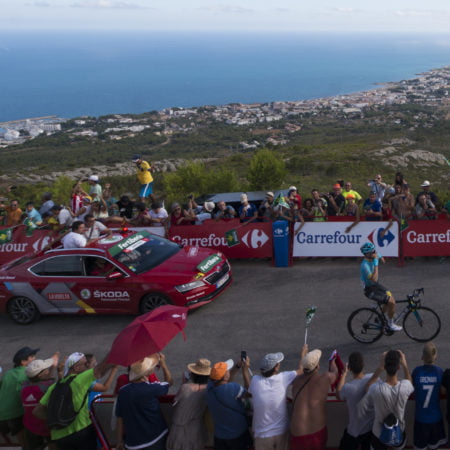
[26,1,52,6]
[197,4,253,14]
[394,9,432,17]
[70,0,149,9]
[331,7,363,14]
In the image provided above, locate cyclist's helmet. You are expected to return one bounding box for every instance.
[360,242,376,255]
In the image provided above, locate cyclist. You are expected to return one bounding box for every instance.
[360,242,402,331]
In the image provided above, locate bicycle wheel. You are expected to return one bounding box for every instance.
[403,306,441,342]
[347,307,384,344]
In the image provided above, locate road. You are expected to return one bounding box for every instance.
[1,258,449,387]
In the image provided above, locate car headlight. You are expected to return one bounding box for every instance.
[175,280,206,293]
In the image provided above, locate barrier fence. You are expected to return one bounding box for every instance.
[0,218,448,267]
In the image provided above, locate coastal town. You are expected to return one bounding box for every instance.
[0,66,449,149]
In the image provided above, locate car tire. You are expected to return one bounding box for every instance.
[7,296,40,325]
[139,293,171,314]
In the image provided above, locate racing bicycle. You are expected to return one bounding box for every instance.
[347,288,441,344]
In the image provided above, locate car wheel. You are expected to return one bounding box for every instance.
[139,293,171,314]
[7,297,40,325]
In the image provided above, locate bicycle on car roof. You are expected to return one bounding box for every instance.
[347,287,441,344]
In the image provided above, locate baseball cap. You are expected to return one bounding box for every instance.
[13,347,39,365]
[240,193,248,204]
[63,352,85,376]
[210,359,234,381]
[26,358,54,378]
[302,349,322,372]
[266,192,274,198]
[346,193,355,199]
[289,186,297,191]
[88,175,99,182]
[260,352,284,372]
[132,154,142,162]
[421,180,431,187]
[333,183,341,189]
[204,201,215,213]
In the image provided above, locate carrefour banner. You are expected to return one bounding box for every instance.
[402,220,450,257]
[293,221,399,257]
[169,219,273,258]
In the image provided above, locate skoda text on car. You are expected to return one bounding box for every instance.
[0,230,232,324]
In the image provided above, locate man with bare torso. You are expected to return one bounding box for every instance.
[290,348,338,450]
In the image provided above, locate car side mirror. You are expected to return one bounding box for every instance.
[106,271,125,280]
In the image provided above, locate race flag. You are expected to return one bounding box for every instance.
[225,228,240,247]
[24,218,37,237]
[400,216,409,233]
[305,306,317,345]
[274,193,290,209]
[0,228,13,244]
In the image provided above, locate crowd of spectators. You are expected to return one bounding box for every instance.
[1,343,450,449]
[0,171,448,248]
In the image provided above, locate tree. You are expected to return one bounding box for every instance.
[247,148,286,190]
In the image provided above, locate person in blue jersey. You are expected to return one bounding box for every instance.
[360,242,402,332]
[412,343,447,450]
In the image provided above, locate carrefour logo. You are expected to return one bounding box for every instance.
[368,228,395,248]
[241,230,269,249]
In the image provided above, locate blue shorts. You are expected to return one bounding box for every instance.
[140,183,153,198]
[414,419,447,450]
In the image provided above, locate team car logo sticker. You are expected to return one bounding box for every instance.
[80,289,91,300]
[47,293,71,301]
[93,290,130,301]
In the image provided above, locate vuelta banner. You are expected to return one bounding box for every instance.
[0,226,57,266]
[402,220,450,257]
[293,221,399,257]
[169,219,273,258]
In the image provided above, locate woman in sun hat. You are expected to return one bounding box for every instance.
[167,358,212,450]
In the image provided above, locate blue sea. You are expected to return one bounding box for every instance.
[0,31,449,122]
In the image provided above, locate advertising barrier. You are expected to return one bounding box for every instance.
[293,221,399,257]
[168,219,273,259]
[402,219,450,257]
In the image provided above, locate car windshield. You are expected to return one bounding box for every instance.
[109,231,180,274]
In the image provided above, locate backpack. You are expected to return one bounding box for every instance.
[378,384,403,447]
[47,375,89,430]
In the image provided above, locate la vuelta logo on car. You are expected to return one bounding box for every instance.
[94,290,130,301]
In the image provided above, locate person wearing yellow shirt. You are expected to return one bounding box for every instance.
[132,154,155,203]
[342,181,362,205]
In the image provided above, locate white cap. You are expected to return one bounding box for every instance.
[204,201,215,212]
[421,180,431,187]
[89,175,99,182]
[26,358,54,378]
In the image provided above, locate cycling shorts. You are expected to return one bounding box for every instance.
[364,283,392,304]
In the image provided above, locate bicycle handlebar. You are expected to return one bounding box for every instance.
[413,287,424,296]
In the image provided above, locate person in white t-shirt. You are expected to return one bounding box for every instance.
[336,352,374,450]
[84,214,112,240]
[245,346,308,450]
[149,202,168,227]
[62,221,88,249]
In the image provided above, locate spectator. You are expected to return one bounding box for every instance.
[415,194,437,220]
[326,184,345,216]
[290,348,338,450]
[257,192,275,222]
[71,181,87,216]
[50,204,74,231]
[84,214,112,240]
[25,201,43,226]
[358,350,414,450]
[73,196,92,222]
[102,183,117,215]
[412,343,447,450]
[342,182,362,205]
[0,347,39,447]
[299,198,315,221]
[247,346,307,450]
[363,191,382,221]
[311,192,327,222]
[394,172,408,188]
[344,194,360,233]
[239,194,258,223]
[170,203,193,227]
[39,192,55,218]
[116,354,173,450]
[84,354,118,409]
[115,195,135,219]
[21,356,59,450]
[149,202,169,227]
[206,358,252,450]
[167,358,212,450]
[88,175,102,203]
[5,199,23,226]
[127,202,152,226]
[188,200,215,225]
[311,189,328,211]
[62,220,89,249]
[416,180,439,207]
[35,352,114,450]
[215,200,237,220]
[389,184,415,221]
[367,174,387,203]
[132,154,155,204]
[90,197,109,219]
[287,186,302,210]
[336,352,373,450]
[114,366,160,394]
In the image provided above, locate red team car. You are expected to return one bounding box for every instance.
[0,230,231,324]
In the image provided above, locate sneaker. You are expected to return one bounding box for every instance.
[388,322,402,332]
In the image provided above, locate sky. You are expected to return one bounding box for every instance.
[1,0,450,33]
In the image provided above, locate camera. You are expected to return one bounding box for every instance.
[241,350,247,362]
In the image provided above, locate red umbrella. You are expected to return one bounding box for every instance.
[108,305,188,366]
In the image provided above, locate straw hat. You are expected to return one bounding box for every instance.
[187,358,211,376]
[129,355,159,381]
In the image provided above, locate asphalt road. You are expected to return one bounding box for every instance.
[1,258,449,388]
